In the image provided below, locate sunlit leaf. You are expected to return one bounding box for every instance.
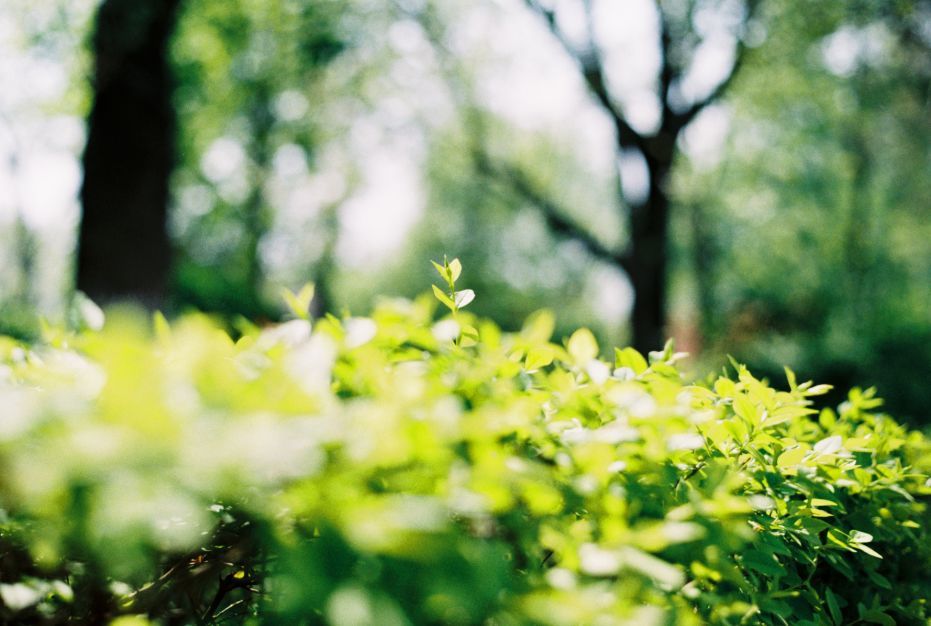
[615,347,648,374]
[454,289,475,308]
[567,328,598,364]
[432,284,455,311]
[448,258,462,282]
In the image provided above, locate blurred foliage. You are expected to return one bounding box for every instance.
[672,0,931,423]
[0,264,929,624]
[169,0,349,318]
[0,0,928,424]
[0,0,96,338]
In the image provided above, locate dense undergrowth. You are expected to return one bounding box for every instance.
[0,260,929,625]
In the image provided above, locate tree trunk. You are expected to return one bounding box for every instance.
[627,158,671,354]
[77,0,182,308]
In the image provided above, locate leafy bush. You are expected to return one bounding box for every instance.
[0,261,929,625]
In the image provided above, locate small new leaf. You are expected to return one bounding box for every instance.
[282,283,315,320]
[432,284,455,311]
[526,346,554,371]
[431,260,448,281]
[153,311,171,341]
[568,328,598,364]
[615,347,648,374]
[454,289,475,309]
[804,384,833,396]
[448,258,462,282]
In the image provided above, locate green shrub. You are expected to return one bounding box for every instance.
[0,260,929,625]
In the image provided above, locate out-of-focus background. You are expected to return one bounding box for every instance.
[1,0,929,421]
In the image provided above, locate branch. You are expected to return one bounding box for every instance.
[472,147,629,272]
[410,0,629,273]
[402,0,490,145]
[203,571,253,622]
[669,0,760,130]
[523,0,648,154]
[657,7,677,123]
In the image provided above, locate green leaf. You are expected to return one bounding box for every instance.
[826,529,853,551]
[432,284,455,311]
[714,377,737,398]
[733,393,759,423]
[819,408,837,429]
[859,609,895,626]
[567,328,598,364]
[648,338,675,364]
[852,543,883,559]
[521,309,555,343]
[153,310,171,340]
[742,550,787,577]
[758,597,793,619]
[454,289,475,309]
[281,283,315,319]
[866,570,892,590]
[448,258,462,282]
[824,587,842,625]
[813,435,843,455]
[804,384,833,396]
[526,347,554,371]
[460,324,479,347]
[767,405,817,426]
[431,260,448,280]
[615,347,648,374]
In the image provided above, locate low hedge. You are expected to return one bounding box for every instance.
[0,260,929,625]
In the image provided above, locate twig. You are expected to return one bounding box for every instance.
[472,147,630,273]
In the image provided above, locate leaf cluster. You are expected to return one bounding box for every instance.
[0,263,928,624]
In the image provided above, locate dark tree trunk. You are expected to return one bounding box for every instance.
[628,157,671,354]
[516,0,756,356]
[77,0,182,308]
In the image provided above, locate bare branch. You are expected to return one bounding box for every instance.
[472,147,630,272]
[669,0,760,131]
[402,0,490,145]
[411,0,630,272]
[524,0,648,155]
[521,0,577,64]
[657,8,677,124]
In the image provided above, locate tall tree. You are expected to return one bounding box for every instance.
[485,0,758,352]
[77,0,182,308]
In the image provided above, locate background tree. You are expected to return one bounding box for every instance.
[673,0,931,421]
[77,0,182,308]
[368,1,627,344]
[500,0,760,353]
[383,0,758,352]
